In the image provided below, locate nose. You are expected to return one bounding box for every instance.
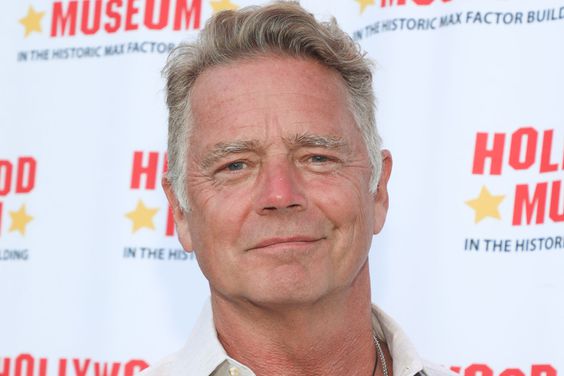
[253,159,307,215]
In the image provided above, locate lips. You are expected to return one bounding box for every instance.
[249,236,324,251]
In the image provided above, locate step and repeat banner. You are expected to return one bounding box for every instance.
[1,0,563,375]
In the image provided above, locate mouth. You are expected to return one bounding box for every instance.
[248,236,325,252]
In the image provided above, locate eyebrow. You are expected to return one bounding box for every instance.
[200,140,262,169]
[199,133,350,169]
[285,133,349,151]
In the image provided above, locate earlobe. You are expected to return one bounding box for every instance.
[162,177,194,252]
[373,150,392,235]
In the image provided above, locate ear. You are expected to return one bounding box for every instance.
[162,177,193,252]
[373,150,392,235]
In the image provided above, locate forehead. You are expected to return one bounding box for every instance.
[188,56,359,151]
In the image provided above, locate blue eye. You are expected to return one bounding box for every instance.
[310,155,329,163]
[227,161,246,171]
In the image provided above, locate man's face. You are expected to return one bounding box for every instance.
[166,56,391,306]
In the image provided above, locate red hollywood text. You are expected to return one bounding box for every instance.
[472,127,563,226]
[0,355,147,376]
[0,157,37,235]
[130,151,174,236]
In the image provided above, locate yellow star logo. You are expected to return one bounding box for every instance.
[210,0,239,13]
[19,5,45,37]
[125,200,159,233]
[355,0,375,14]
[465,186,505,223]
[9,204,33,236]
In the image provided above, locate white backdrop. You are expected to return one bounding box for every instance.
[1,0,563,375]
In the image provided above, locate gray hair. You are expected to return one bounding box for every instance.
[163,1,381,211]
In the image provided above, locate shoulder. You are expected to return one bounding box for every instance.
[422,361,458,376]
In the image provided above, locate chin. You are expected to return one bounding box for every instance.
[247,290,325,309]
[244,269,331,307]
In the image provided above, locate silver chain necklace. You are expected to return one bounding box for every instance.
[372,335,389,376]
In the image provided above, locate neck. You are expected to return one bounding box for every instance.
[212,262,381,376]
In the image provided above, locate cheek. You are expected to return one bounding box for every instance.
[186,185,256,290]
[187,183,253,252]
[308,171,373,225]
[308,175,374,265]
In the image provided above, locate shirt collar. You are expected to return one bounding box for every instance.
[176,299,425,376]
[172,299,228,375]
[371,305,425,376]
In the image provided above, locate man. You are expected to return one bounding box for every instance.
[145,2,455,375]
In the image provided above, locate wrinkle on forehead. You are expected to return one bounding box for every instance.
[191,91,347,144]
